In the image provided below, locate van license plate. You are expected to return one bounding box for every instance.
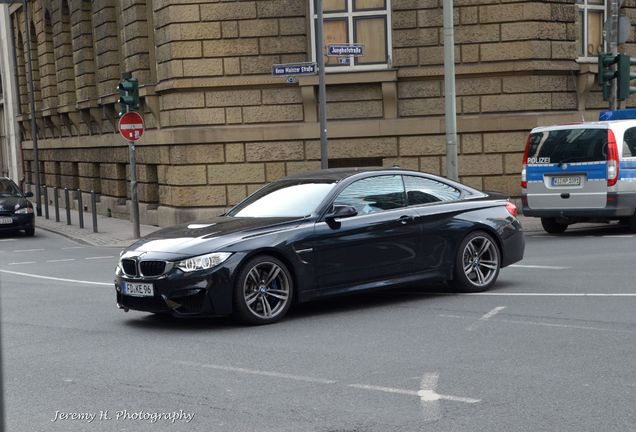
[123,282,154,297]
[552,176,581,186]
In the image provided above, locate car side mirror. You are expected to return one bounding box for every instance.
[24,191,33,198]
[325,205,357,225]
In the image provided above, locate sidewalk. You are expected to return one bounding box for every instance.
[34,205,553,249]
[34,207,160,248]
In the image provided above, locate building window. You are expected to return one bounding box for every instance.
[309,0,392,71]
[576,0,606,60]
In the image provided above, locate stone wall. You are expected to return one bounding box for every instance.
[10,0,634,226]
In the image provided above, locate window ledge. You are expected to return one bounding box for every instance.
[298,69,397,86]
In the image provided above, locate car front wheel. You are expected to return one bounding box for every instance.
[451,231,501,293]
[233,255,293,325]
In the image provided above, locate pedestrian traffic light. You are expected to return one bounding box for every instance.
[598,53,618,101]
[616,54,636,101]
[117,73,139,116]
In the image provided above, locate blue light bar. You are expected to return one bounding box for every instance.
[599,109,636,121]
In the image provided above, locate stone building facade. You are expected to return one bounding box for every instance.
[4,0,636,226]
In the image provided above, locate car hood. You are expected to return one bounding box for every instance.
[0,196,30,211]
[125,216,302,257]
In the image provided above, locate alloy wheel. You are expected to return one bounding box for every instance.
[242,261,291,320]
[461,235,499,288]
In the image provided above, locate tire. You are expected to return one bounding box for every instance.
[450,231,501,293]
[24,226,35,237]
[628,213,636,233]
[540,217,567,234]
[232,255,293,325]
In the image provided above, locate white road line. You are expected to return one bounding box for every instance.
[176,361,337,384]
[0,269,112,286]
[84,256,116,260]
[459,292,636,297]
[47,259,76,263]
[509,264,570,270]
[13,248,45,253]
[466,306,506,331]
[419,373,441,421]
[62,246,85,250]
[603,235,634,238]
[439,314,636,335]
[7,261,36,265]
[0,239,16,242]
[348,384,419,396]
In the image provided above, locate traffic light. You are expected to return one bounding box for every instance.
[117,73,139,116]
[598,53,618,101]
[616,54,636,101]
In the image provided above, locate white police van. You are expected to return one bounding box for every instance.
[521,110,636,233]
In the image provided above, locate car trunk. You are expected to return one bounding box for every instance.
[526,127,608,209]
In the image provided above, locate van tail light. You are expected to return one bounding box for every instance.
[505,201,518,218]
[521,134,531,189]
[607,129,619,187]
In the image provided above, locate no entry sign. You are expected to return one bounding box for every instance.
[118,111,145,142]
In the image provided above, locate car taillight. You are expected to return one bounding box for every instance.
[521,134,531,189]
[607,129,619,187]
[505,201,518,218]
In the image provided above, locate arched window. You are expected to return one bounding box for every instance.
[41,10,58,111]
[55,0,76,107]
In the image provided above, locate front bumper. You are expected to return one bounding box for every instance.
[0,213,34,232]
[115,254,243,317]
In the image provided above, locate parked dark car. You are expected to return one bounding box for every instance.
[115,168,524,324]
[0,177,35,236]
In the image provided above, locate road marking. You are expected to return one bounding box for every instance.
[603,235,634,238]
[176,361,337,384]
[7,261,36,265]
[47,259,76,263]
[0,269,112,286]
[13,248,45,253]
[62,246,85,250]
[509,264,570,270]
[0,239,16,242]
[439,314,636,335]
[84,256,116,260]
[466,306,506,331]
[459,292,636,297]
[348,383,419,396]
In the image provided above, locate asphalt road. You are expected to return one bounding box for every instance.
[0,225,635,432]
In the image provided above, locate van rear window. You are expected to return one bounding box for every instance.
[528,128,607,164]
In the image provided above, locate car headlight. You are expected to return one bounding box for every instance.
[14,207,33,214]
[176,252,232,273]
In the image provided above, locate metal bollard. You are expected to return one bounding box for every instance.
[43,186,49,220]
[77,189,84,229]
[54,187,60,222]
[91,190,98,233]
[64,188,71,225]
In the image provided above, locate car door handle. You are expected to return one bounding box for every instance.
[397,215,413,224]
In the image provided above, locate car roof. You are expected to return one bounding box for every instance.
[531,119,636,134]
[282,167,411,182]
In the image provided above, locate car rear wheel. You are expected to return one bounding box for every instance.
[451,231,500,293]
[233,255,293,325]
[540,217,567,234]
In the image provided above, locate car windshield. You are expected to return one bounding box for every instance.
[0,179,22,197]
[227,180,337,218]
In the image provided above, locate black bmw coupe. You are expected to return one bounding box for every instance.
[115,168,524,324]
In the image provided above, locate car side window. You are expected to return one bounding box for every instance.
[623,127,636,158]
[334,175,406,215]
[403,175,461,205]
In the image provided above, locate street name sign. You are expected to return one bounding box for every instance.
[272,63,317,76]
[327,44,364,57]
[118,111,145,142]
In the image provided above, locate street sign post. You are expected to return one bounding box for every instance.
[118,111,144,238]
[327,44,364,56]
[271,63,317,76]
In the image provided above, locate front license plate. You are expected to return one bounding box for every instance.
[123,282,154,297]
[0,217,12,224]
[552,176,581,186]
